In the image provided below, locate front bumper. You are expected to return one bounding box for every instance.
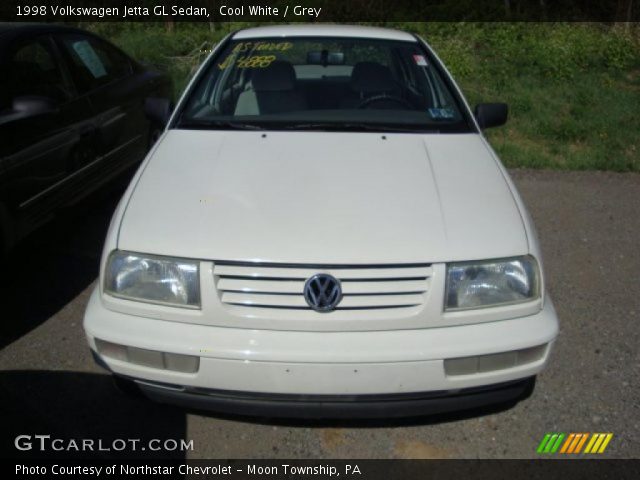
[84,287,558,412]
[129,376,535,418]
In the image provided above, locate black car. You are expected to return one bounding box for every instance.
[0,23,172,253]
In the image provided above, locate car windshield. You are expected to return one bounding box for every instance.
[175,36,472,133]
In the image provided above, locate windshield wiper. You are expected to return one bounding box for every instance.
[177,119,439,133]
[281,123,440,133]
[177,119,265,130]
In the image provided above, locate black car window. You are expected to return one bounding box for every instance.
[58,35,132,93]
[1,37,72,109]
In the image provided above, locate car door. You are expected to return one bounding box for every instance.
[55,33,149,180]
[0,34,93,234]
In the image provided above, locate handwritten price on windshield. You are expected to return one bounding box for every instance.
[218,55,277,69]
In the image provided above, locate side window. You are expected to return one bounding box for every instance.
[58,35,132,93]
[3,37,72,107]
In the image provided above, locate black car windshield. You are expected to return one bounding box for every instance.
[175,36,472,133]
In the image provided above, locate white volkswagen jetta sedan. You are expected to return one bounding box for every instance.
[84,25,559,418]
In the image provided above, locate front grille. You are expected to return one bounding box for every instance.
[213,262,432,311]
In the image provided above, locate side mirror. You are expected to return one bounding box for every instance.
[144,97,173,127]
[12,95,58,117]
[474,103,508,129]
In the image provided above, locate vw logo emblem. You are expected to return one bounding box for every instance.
[303,274,342,312]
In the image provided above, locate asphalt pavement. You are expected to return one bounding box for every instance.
[0,169,638,459]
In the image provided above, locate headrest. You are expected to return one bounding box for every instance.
[252,61,296,92]
[350,62,397,93]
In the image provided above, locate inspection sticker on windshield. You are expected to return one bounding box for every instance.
[413,54,428,66]
[429,108,455,119]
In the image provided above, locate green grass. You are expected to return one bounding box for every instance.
[473,72,639,171]
[87,22,640,172]
[420,23,640,172]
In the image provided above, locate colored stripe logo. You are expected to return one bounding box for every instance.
[537,433,613,454]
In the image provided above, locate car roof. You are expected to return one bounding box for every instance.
[0,22,88,43]
[232,24,417,42]
[0,23,141,69]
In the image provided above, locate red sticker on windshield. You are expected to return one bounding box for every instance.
[413,55,428,66]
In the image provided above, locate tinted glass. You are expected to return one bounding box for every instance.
[58,35,132,93]
[1,37,72,109]
[177,37,471,133]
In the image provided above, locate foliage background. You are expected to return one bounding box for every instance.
[87,22,640,171]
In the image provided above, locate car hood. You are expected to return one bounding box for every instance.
[118,130,528,264]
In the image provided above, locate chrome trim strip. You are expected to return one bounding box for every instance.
[19,134,142,209]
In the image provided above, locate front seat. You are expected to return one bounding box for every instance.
[341,61,401,109]
[234,61,307,115]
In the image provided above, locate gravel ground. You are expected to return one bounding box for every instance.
[0,169,638,459]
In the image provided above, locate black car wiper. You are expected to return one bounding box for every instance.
[177,119,439,133]
[281,123,439,133]
[177,119,265,130]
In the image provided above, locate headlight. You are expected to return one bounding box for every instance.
[445,256,540,310]
[104,251,200,308]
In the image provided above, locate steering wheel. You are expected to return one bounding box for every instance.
[356,94,413,110]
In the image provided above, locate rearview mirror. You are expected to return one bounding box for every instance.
[474,103,508,129]
[144,97,173,127]
[307,51,345,66]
